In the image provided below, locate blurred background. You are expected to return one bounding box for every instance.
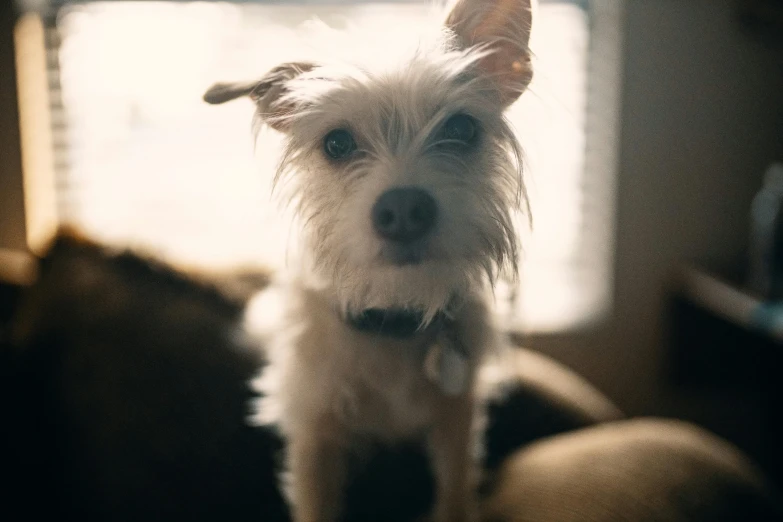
[1,0,782,492]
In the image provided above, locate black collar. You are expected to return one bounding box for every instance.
[346,308,446,339]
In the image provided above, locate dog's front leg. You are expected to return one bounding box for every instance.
[287,428,347,522]
[429,392,478,522]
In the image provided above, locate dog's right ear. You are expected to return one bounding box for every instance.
[203,62,316,132]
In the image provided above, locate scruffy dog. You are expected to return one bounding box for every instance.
[203,0,533,520]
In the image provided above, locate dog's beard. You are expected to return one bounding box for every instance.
[298,200,519,322]
[303,253,486,322]
[280,155,521,322]
[286,159,521,322]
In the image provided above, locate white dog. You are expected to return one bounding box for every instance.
[204,0,533,520]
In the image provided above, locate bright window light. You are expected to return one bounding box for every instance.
[52,0,600,332]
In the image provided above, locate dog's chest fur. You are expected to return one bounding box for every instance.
[255,284,491,444]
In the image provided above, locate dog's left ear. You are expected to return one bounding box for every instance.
[203,62,316,131]
[446,0,533,106]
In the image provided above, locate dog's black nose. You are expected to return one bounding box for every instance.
[372,187,438,243]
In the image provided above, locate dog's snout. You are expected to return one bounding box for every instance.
[372,188,437,243]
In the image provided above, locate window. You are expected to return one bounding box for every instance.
[20,0,621,333]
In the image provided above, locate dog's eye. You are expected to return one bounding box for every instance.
[324,129,356,160]
[441,114,477,145]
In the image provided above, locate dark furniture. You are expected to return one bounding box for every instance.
[671,267,783,486]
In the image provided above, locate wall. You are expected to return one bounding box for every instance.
[0,2,26,253]
[531,0,783,416]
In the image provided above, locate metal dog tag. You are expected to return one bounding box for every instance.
[424,331,469,396]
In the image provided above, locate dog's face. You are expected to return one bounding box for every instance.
[205,0,533,319]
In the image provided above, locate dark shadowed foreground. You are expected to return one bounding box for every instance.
[3,233,782,522]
